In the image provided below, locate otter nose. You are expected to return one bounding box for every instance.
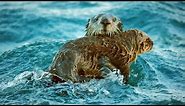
[101,18,111,25]
[147,38,153,45]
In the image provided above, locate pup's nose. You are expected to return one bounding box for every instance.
[101,18,111,25]
[146,38,153,50]
[147,38,153,46]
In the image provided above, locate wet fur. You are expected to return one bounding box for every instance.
[49,29,153,84]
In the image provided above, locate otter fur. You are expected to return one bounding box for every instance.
[48,29,153,84]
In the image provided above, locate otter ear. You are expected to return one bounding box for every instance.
[86,19,90,28]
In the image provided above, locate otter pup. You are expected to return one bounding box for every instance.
[48,29,153,84]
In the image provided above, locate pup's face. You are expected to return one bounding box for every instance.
[85,13,123,37]
[137,31,153,54]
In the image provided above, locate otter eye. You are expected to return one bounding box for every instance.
[94,17,99,22]
[112,17,117,22]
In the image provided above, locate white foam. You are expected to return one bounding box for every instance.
[0,70,51,90]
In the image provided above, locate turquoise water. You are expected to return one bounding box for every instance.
[0,1,185,105]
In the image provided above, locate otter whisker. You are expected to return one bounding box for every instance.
[90,30,93,36]
[92,28,96,36]
[91,30,94,36]
[116,27,122,34]
[95,31,98,36]
[110,32,112,37]
[115,30,119,34]
[94,30,99,36]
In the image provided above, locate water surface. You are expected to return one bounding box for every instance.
[0,1,185,105]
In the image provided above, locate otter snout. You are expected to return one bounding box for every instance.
[100,18,111,26]
[146,38,153,51]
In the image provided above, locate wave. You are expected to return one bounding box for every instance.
[0,1,185,105]
[1,39,184,104]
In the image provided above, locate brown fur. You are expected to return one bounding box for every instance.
[49,29,153,84]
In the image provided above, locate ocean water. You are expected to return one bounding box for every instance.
[0,1,185,105]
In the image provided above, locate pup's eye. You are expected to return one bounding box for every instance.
[112,17,117,22]
[140,42,144,47]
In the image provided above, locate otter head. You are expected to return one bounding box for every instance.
[136,30,153,54]
[85,13,123,37]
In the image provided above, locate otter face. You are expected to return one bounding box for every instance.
[137,31,153,54]
[85,13,123,37]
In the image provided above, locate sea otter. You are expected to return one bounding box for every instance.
[48,29,153,84]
